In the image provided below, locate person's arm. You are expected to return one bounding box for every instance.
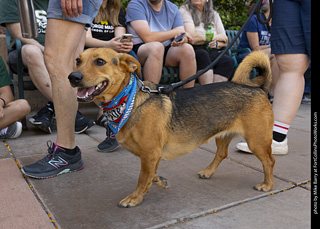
[130,20,180,43]
[6,23,44,52]
[85,27,115,48]
[0,86,14,118]
[85,27,133,53]
[0,86,14,105]
[0,57,14,113]
[246,32,269,51]
[114,26,126,37]
[211,12,228,48]
[183,22,205,45]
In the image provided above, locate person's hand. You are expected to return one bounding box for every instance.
[119,41,133,53]
[108,37,133,53]
[171,32,192,47]
[185,32,193,44]
[61,0,83,18]
[208,38,218,49]
[108,37,123,51]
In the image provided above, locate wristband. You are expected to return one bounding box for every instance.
[0,98,5,107]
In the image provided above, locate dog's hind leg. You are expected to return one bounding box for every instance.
[198,135,233,179]
[119,150,162,208]
[247,138,275,192]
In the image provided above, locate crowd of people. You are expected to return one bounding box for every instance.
[0,0,311,179]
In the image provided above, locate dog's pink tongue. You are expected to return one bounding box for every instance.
[77,87,95,97]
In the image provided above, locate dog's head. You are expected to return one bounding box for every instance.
[68,48,141,103]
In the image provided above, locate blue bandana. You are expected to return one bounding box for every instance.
[100,74,137,134]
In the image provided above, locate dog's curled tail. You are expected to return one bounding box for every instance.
[232,51,271,94]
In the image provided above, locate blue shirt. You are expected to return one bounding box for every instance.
[126,0,184,46]
[238,14,271,50]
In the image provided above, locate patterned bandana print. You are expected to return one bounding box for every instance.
[100,74,137,134]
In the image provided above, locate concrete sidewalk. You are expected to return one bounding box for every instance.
[1,103,311,229]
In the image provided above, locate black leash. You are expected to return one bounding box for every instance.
[158,0,272,94]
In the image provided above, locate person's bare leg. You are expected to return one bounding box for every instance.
[198,69,214,85]
[0,100,31,129]
[21,45,53,101]
[136,42,164,83]
[269,55,280,97]
[165,44,196,88]
[272,54,309,125]
[213,74,228,83]
[44,19,86,149]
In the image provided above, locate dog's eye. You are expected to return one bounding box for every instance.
[94,58,106,66]
[76,58,81,66]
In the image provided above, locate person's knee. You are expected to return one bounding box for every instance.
[19,99,31,116]
[224,55,235,68]
[171,43,196,66]
[180,43,195,59]
[11,99,31,116]
[276,54,309,75]
[140,42,164,61]
[22,45,44,66]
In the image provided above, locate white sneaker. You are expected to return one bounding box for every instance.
[0,121,23,139]
[236,138,288,155]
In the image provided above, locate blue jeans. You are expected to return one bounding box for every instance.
[47,0,103,26]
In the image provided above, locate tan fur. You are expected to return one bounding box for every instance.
[70,48,275,208]
[232,51,272,93]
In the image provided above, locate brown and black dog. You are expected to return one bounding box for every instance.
[68,48,275,208]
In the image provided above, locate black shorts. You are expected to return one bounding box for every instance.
[271,0,311,57]
[133,43,171,66]
[193,45,235,80]
[7,49,28,75]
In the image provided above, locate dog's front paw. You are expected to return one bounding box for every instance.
[118,194,143,208]
[197,169,214,179]
[254,182,273,192]
[153,175,170,189]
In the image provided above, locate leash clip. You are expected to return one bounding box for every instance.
[141,85,159,94]
[157,86,164,93]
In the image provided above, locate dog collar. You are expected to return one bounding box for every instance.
[100,74,137,134]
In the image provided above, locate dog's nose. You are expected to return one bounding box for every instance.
[68,72,83,86]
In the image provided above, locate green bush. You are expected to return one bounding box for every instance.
[214,0,255,30]
[121,0,255,31]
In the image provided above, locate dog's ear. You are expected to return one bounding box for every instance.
[119,53,142,79]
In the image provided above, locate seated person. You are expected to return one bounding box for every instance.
[0,0,95,134]
[126,0,197,88]
[179,0,235,83]
[236,0,278,97]
[0,56,30,139]
[85,0,133,54]
[85,0,135,152]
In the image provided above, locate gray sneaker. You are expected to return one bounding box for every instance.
[0,121,23,139]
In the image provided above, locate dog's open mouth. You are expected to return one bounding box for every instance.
[77,80,108,102]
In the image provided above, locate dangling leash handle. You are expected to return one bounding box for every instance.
[158,0,272,94]
[256,0,273,24]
